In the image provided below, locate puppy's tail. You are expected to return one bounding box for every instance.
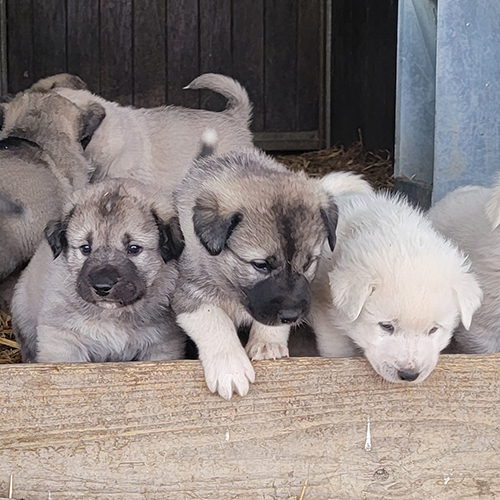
[485,174,500,229]
[320,171,373,197]
[197,128,218,159]
[184,73,252,126]
[0,192,24,216]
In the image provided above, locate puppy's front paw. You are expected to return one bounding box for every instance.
[245,341,289,361]
[203,350,255,400]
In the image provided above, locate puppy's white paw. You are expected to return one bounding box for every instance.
[203,350,255,400]
[246,341,289,361]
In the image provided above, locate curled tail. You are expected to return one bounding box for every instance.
[0,192,24,215]
[320,171,373,197]
[184,73,252,126]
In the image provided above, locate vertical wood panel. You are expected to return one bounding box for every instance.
[297,0,321,132]
[199,0,232,111]
[33,0,67,81]
[166,0,199,108]
[134,0,166,108]
[67,0,100,92]
[232,0,264,132]
[100,0,133,105]
[6,0,34,93]
[264,0,298,132]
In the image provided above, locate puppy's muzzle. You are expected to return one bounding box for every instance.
[90,268,119,297]
[397,369,420,382]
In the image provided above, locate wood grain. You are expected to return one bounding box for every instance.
[1,355,499,499]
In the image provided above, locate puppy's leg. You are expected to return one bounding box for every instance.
[246,323,290,361]
[36,326,89,362]
[177,305,255,400]
[311,308,357,357]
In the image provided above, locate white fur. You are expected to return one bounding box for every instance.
[429,177,500,353]
[310,177,482,383]
[177,306,255,400]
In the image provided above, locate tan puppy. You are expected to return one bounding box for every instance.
[12,179,186,363]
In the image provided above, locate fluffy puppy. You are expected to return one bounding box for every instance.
[173,145,338,399]
[310,172,482,383]
[0,92,105,291]
[428,178,500,353]
[12,179,186,363]
[53,73,253,193]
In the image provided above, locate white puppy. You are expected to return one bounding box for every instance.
[310,172,482,383]
[428,177,500,353]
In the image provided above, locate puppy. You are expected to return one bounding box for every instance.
[0,91,105,289]
[173,144,338,399]
[428,178,500,353]
[53,73,253,193]
[310,172,482,383]
[12,179,186,363]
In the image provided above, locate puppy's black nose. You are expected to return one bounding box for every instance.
[92,274,118,296]
[398,370,419,382]
[279,309,302,324]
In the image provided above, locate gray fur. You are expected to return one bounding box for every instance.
[54,73,253,194]
[172,146,338,399]
[0,192,24,215]
[0,91,105,308]
[12,179,186,363]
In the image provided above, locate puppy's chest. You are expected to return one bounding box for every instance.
[70,315,160,362]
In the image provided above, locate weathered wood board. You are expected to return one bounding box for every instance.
[1,355,499,499]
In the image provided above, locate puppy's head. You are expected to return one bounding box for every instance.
[330,234,482,383]
[191,151,338,326]
[45,180,184,309]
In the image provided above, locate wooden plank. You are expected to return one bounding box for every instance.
[254,130,320,151]
[6,0,33,93]
[296,0,321,133]
[199,0,232,111]
[232,0,265,132]
[165,0,200,108]
[1,355,500,499]
[32,0,67,82]
[100,0,133,105]
[133,0,166,108]
[264,0,298,132]
[67,0,100,92]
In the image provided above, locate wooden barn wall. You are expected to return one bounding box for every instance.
[331,0,398,151]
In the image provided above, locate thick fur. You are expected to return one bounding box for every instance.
[173,147,338,399]
[0,92,105,305]
[54,73,253,194]
[12,179,186,363]
[310,172,482,383]
[428,178,500,353]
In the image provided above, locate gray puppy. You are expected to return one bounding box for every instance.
[0,91,105,287]
[173,143,338,399]
[53,73,253,193]
[12,179,186,363]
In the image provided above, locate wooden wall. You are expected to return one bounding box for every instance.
[1,355,499,499]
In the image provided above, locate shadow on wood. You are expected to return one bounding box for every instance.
[1,355,499,499]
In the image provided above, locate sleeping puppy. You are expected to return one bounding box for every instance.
[429,177,500,353]
[173,140,338,399]
[310,172,482,383]
[12,179,186,363]
[53,73,253,193]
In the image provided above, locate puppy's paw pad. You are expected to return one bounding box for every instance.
[246,342,289,361]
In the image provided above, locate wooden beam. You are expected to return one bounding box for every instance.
[1,355,499,499]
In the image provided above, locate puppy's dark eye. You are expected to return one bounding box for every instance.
[80,244,91,256]
[429,326,438,335]
[251,260,271,273]
[379,322,394,334]
[127,245,143,256]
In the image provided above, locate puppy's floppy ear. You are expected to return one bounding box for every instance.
[79,102,106,149]
[153,212,185,263]
[321,195,338,251]
[454,270,482,330]
[44,220,68,259]
[193,192,242,256]
[330,270,375,322]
